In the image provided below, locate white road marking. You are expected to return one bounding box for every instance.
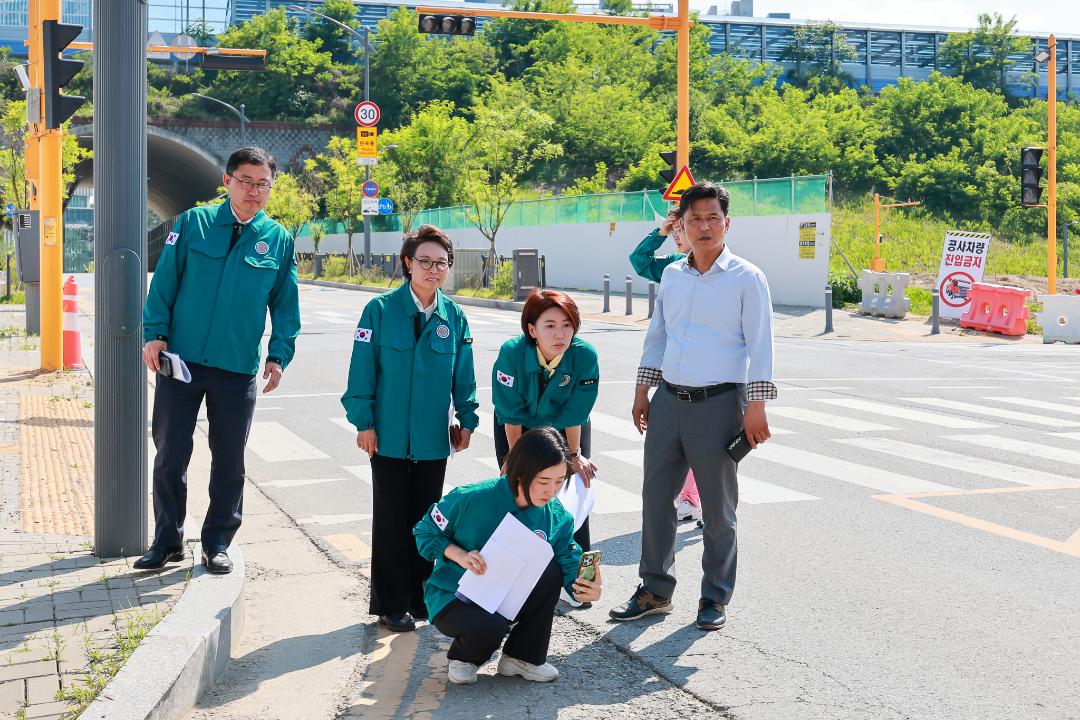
[739,476,819,504]
[836,437,1074,487]
[474,411,496,438]
[775,386,854,391]
[590,478,643,515]
[254,406,283,411]
[258,478,348,489]
[767,406,895,432]
[751,444,951,493]
[928,386,1006,390]
[815,398,996,429]
[247,422,330,462]
[982,396,1080,417]
[343,465,372,484]
[297,514,372,525]
[600,449,646,467]
[266,392,341,399]
[900,398,1080,428]
[1049,431,1080,440]
[474,456,500,470]
[589,411,646,442]
[331,417,354,433]
[945,435,1080,467]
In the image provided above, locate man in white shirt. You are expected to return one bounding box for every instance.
[609,182,776,631]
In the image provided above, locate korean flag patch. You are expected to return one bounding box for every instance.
[496,370,515,388]
[431,505,449,531]
[354,327,372,343]
[165,232,179,246]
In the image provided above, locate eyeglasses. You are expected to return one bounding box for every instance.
[413,257,450,272]
[229,176,273,194]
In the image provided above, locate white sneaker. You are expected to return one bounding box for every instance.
[497,654,559,682]
[676,499,702,523]
[560,587,583,608]
[447,659,478,685]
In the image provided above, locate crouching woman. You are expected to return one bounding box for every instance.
[413,427,602,685]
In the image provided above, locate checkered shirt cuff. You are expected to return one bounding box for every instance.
[636,366,663,387]
[747,381,777,401]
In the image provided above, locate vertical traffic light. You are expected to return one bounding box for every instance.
[1020,146,1044,206]
[417,14,476,35]
[42,19,85,129]
[659,150,677,185]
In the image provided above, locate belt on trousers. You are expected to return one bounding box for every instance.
[663,380,737,403]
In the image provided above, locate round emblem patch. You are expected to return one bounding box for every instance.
[559,374,571,387]
[533,529,548,541]
[254,241,270,255]
[436,324,450,339]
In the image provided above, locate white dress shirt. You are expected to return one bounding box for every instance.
[410,287,436,320]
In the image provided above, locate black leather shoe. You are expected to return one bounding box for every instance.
[696,598,726,631]
[133,545,184,571]
[202,549,233,574]
[378,612,416,632]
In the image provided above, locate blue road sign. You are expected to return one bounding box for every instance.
[378,198,395,215]
[362,180,379,198]
[3,203,13,217]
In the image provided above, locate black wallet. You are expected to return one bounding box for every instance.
[157,352,173,378]
[726,430,752,463]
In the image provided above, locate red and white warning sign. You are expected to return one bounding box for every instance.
[935,231,991,319]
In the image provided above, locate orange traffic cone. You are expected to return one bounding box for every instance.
[62,275,84,370]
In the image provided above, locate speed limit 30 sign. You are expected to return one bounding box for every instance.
[354,101,380,127]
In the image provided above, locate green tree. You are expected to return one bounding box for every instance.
[264,171,319,240]
[567,162,608,195]
[310,136,365,274]
[304,0,361,64]
[778,22,857,95]
[939,13,1033,97]
[373,101,470,209]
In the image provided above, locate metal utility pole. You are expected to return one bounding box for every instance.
[94,1,148,558]
[1047,34,1058,295]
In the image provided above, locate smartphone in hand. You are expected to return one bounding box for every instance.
[576,550,602,582]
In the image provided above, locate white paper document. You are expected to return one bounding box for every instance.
[160,351,192,383]
[555,473,595,532]
[456,513,554,620]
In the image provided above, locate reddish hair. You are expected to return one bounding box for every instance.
[521,290,581,345]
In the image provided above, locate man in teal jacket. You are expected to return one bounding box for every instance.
[137,147,300,574]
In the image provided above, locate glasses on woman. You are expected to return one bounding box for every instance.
[229,176,273,194]
[414,257,450,272]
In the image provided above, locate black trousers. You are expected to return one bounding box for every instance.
[434,559,563,666]
[494,419,591,551]
[151,363,257,552]
[369,453,447,618]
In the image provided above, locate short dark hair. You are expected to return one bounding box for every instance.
[678,182,730,217]
[400,225,454,280]
[520,290,581,344]
[504,427,571,506]
[226,147,278,179]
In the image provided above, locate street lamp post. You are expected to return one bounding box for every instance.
[191,92,249,147]
[287,5,374,267]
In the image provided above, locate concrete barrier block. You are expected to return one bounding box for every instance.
[1036,294,1080,344]
[858,270,911,319]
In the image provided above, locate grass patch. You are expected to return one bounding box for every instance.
[905,286,933,316]
[454,286,513,300]
[0,289,24,304]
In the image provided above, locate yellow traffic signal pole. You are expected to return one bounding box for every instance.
[1047,35,1057,295]
[37,0,65,370]
[871,193,920,272]
[416,5,693,168]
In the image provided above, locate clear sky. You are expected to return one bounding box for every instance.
[692,1,1080,36]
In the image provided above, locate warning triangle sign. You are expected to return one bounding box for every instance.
[662,165,696,202]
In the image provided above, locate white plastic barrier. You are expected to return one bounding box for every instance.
[1036,294,1080,344]
[858,270,911,319]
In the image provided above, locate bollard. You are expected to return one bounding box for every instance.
[4,252,11,301]
[625,276,633,315]
[824,286,833,333]
[930,288,940,335]
[602,274,610,313]
[313,253,323,279]
[648,282,656,319]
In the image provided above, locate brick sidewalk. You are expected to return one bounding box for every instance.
[0,311,190,720]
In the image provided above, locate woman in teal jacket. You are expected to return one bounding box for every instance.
[414,427,602,685]
[491,290,599,554]
[342,225,479,633]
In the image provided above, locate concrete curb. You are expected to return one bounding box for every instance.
[80,546,246,720]
[299,277,525,312]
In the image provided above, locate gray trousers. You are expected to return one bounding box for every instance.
[639,384,744,604]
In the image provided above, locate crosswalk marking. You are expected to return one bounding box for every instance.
[767,406,895,432]
[343,465,372,484]
[900,397,1080,428]
[815,398,996,429]
[474,410,496,438]
[751,444,951,493]
[331,417,354,433]
[1050,431,1080,440]
[599,448,817,505]
[589,412,646,442]
[946,435,1080,467]
[247,422,330,462]
[474,456,500,470]
[323,533,371,562]
[590,478,643,515]
[836,437,1074,487]
[297,514,372,525]
[258,478,348,489]
[982,397,1080,417]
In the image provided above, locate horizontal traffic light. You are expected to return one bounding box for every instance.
[418,14,476,36]
[202,51,267,71]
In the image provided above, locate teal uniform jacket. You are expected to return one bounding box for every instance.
[342,284,479,461]
[630,228,686,283]
[492,335,599,430]
[143,202,301,375]
[413,477,582,620]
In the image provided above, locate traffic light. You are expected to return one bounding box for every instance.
[1020,146,1044,206]
[42,20,85,129]
[202,50,267,71]
[417,14,476,36]
[659,150,677,184]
